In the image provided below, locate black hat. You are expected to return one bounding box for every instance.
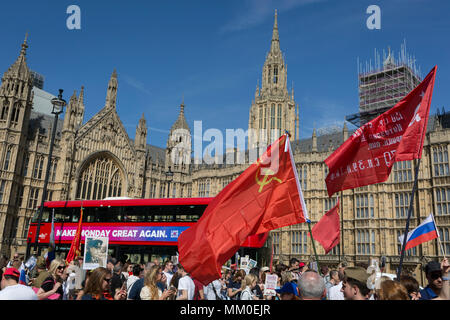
[425,261,441,274]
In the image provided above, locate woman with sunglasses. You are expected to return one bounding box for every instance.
[81,267,127,300]
[36,259,65,300]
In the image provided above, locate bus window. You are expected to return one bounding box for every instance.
[123,206,146,222]
[31,208,50,223]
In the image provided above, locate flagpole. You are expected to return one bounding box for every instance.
[307,220,321,274]
[339,192,343,263]
[397,158,421,280]
[432,213,446,260]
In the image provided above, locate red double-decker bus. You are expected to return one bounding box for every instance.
[26,197,269,265]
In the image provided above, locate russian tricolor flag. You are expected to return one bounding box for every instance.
[398,213,439,252]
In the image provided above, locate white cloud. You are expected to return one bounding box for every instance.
[123,74,151,96]
[220,0,326,33]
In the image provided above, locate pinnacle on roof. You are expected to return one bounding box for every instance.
[270,9,280,54]
[5,34,31,78]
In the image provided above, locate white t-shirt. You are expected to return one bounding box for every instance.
[240,287,254,300]
[0,284,38,300]
[328,281,344,300]
[163,271,173,288]
[177,275,195,300]
[205,280,223,300]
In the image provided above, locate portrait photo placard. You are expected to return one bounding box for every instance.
[83,237,109,270]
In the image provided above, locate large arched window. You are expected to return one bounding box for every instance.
[76,155,124,200]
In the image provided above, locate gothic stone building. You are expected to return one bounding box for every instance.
[1,14,449,284]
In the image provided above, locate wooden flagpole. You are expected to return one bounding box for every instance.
[307,220,321,274]
[397,158,421,280]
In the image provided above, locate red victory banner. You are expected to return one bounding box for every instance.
[325,66,437,197]
[310,199,340,254]
[178,134,308,285]
[66,205,84,264]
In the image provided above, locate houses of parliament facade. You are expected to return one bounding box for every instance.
[1,12,449,281]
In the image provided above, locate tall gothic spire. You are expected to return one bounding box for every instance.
[270,9,280,54]
[105,69,118,109]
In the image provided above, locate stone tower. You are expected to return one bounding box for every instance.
[0,35,34,253]
[248,10,298,149]
[166,101,191,174]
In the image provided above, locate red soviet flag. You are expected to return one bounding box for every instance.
[66,205,84,264]
[178,134,308,285]
[325,66,437,197]
[311,199,340,254]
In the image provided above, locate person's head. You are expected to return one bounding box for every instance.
[277,281,299,300]
[84,267,111,295]
[233,269,246,282]
[399,275,421,300]
[425,261,443,292]
[48,259,66,280]
[164,260,174,272]
[320,265,329,276]
[177,264,188,276]
[132,264,143,277]
[378,280,409,300]
[113,264,122,274]
[1,268,20,289]
[341,267,370,300]
[73,256,83,267]
[249,267,260,279]
[329,270,339,284]
[338,262,347,274]
[144,265,163,299]
[289,258,300,269]
[280,271,294,285]
[106,258,116,272]
[298,270,326,300]
[275,263,288,273]
[12,253,19,261]
[241,273,257,290]
[36,256,47,270]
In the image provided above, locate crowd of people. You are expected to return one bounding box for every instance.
[0,253,448,301]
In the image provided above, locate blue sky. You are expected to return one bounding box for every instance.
[0,0,449,150]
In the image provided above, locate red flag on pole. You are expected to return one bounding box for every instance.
[325,66,437,198]
[310,199,340,254]
[178,134,308,285]
[66,204,84,264]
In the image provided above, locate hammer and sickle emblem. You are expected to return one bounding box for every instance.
[255,165,282,192]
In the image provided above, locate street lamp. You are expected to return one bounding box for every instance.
[33,89,66,254]
[165,166,174,198]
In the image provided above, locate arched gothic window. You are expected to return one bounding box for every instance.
[76,155,124,200]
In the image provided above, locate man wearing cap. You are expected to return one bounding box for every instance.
[0,268,38,300]
[31,256,50,289]
[341,267,370,300]
[277,281,300,300]
[419,259,448,300]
